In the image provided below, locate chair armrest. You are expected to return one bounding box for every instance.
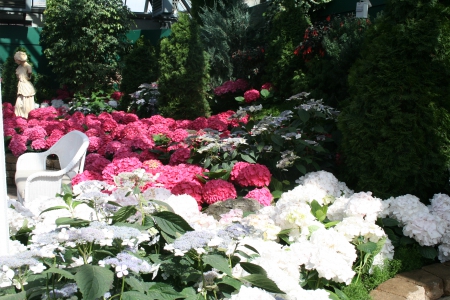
[16,152,49,171]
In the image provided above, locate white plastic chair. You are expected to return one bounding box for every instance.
[15,130,89,202]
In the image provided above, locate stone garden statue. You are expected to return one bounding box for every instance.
[14,51,36,118]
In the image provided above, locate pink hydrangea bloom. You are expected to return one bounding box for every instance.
[102,157,143,184]
[243,89,260,103]
[152,164,205,190]
[189,117,208,131]
[111,91,124,100]
[111,111,126,123]
[85,114,102,128]
[88,136,102,152]
[202,179,237,205]
[121,113,139,124]
[84,153,111,174]
[245,187,273,206]
[9,134,27,157]
[167,128,189,143]
[101,118,118,132]
[230,162,271,187]
[169,148,191,165]
[175,119,192,129]
[46,129,65,148]
[23,126,47,141]
[171,180,203,205]
[214,79,248,96]
[207,115,228,131]
[72,170,103,186]
[142,159,163,171]
[31,138,47,151]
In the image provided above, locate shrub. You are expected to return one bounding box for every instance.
[298,14,371,109]
[262,0,310,100]
[119,36,159,112]
[338,0,450,200]
[40,0,134,94]
[158,13,211,119]
[199,0,250,89]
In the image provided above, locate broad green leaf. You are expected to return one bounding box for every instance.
[356,241,377,253]
[55,217,90,227]
[327,291,340,300]
[202,254,232,276]
[125,276,151,294]
[270,134,284,147]
[298,109,310,122]
[240,262,267,276]
[325,220,340,228]
[75,265,114,300]
[203,169,228,179]
[235,96,244,102]
[121,291,154,300]
[112,205,137,223]
[61,184,73,195]
[240,154,256,163]
[333,287,350,300]
[180,287,198,300]
[400,236,416,245]
[0,291,27,299]
[43,267,75,280]
[39,206,68,215]
[260,89,270,98]
[151,200,175,213]
[310,200,322,215]
[296,164,306,174]
[419,246,437,260]
[271,190,283,199]
[241,244,260,255]
[241,274,285,294]
[218,276,243,290]
[153,211,194,238]
[381,218,400,227]
[148,282,186,299]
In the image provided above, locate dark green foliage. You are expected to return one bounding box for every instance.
[1,47,32,105]
[338,0,450,200]
[393,244,436,273]
[158,13,211,119]
[262,0,311,100]
[304,14,371,109]
[199,0,250,89]
[341,280,371,300]
[34,74,57,103]
[40,0,134,95]
[119,36,159,111]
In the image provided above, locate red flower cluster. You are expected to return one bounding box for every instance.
[214,79,249,96]
[243,89,260,103]
[110,91,124,101]
[202,179,237,205]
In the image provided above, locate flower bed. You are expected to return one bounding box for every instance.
[2,102,450,299]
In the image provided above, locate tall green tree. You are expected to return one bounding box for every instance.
[199,0,250,88]
[338,0,450,200]
[158,13,211,119]
[40,0,134,94]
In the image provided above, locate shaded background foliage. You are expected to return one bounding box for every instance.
[40,0,134,94]
[338,0,450,201]
[158,13,211,119]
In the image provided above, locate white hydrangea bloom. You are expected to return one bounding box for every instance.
[334,216,386,243]
[402,211,445,246]
[275,202,322,237]
[428,193,450,229]
[387,194,429,224]
[142,187,173,201]
[343,192,383,223]
[295,171,353,200]
[241,213,281,241]
[162,194,199,218]
[438,234,450,262]
[372,237,395,267]
[230,286,276,300]
[326,196,350,221]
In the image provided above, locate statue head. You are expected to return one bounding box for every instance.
[14,51,28,62]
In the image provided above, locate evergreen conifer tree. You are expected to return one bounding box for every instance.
[158,13,211,119]
[338,0,450,200]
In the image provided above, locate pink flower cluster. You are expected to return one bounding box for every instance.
[230,162,272,187]
[214,79,249,96]
[243,89,260,103]
[4,101,276,210]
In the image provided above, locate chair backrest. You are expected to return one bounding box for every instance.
[47,130,89,176]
